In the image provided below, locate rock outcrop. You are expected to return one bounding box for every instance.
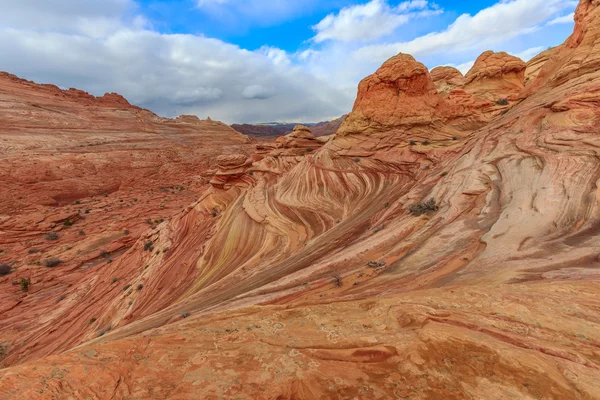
[525,47,557,84]
[463,51,526,102]
[431,66,465,95]
[2,2,600,399]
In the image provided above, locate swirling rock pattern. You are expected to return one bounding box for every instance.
[2,1,600,398]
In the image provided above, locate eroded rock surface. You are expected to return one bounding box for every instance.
[2,2,600,399]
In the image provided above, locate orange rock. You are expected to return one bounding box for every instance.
[463,51,526,102]
[2,1,600,398]
[431,66,465,95]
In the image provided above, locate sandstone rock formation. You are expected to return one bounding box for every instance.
[2,1,600,399]
[430,66,465,95]
[463,51,526,102]
[525,47,557,84]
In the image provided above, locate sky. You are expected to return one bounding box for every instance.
[0,0,578,123]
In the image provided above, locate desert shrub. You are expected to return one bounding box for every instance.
[422,140,431,146]
[373,226,384,234]
[89,318,97,324]
[0,264,12,276]
[181,312,190,319]
[43,258,63,268]
[353,157,361,163]
[64,220,73,227]
[409,199,439,216]
[409,140,416,146]
[332,271,343,287]
[19,277,30,292]
[137,284,144,291]
[111,278,119,284]
[440,172,448,177]
[496,98,509,106]
[45,232,59,241]
[28,248,41,254]
[100,250,110,258]
[144,241,154,252]
[123,284,132,291]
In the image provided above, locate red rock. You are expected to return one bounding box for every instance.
[1,1,600,398]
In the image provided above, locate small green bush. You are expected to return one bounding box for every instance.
[19,277,31,292]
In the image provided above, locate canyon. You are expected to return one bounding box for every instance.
[1,0,600,399]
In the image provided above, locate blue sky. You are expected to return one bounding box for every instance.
[0,0,578,123]
[137,0,504,50]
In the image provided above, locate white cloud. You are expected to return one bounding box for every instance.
[546,12,575,25]
[454,61,475,75]
[0,0,140,37]
[354,0,575,63]
[312,0,440,43]
[241,85,273,100]
[257,46,291,66]
[0,2,350,123]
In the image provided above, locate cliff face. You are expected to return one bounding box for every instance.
[2,2,600,399]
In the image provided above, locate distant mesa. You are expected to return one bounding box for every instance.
[231,116,346,139]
